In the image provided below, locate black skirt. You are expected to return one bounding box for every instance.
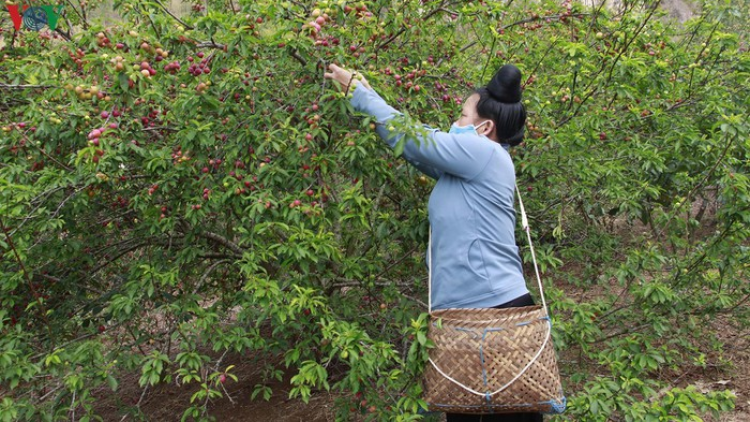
[445,293,543,422]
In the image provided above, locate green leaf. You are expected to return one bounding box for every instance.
[119,72,130,92]
[107,375,118,391]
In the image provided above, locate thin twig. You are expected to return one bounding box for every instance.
[724,292,750,314]
[141,126,179,132]
[194,259,231,294]
[36,384,65,404]
[374,244,421,279]
[34,143,74,172]
[501,12,589,31]
[152,0,194,29]
[87,241,148,276]
[655,132,735,241]
[7,186,66,237]
[0,83,55,90]
[32,321,124,361]
[46,186,86,228]
[331,279,415,288]
[61,0,86,28]
[136,384,150,408]
[400,293,428,309]
[665,98,697,112]
[54,23,73,41]
[559,2,662,127]
[0,215,52,338]
[369,0,455,60]
[70,389,76,422]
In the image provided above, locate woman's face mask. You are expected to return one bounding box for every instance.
[449,120,489,136]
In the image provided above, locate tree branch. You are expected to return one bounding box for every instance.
[195,41,226,50]
[199,231,244,256]
[290,49,307,66]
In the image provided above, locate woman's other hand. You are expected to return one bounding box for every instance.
[324,63,371,91]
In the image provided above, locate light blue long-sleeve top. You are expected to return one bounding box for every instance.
[349,83,529,310]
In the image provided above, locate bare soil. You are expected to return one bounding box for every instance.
[706,323,750,421]
[93,350,338,422]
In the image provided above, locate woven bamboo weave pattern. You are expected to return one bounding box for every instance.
[423,305,566,414]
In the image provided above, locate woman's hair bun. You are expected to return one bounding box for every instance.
[486,64,523,103]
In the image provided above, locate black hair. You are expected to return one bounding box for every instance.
[474,64,527,147]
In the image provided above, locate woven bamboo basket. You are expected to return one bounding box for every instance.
[422,186,566,414]
[423,305,566,414]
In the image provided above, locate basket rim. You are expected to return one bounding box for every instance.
[429,305,549,324]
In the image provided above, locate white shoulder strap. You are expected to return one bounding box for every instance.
[428,185,548,315]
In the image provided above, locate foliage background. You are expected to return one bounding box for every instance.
[1,0,748,420]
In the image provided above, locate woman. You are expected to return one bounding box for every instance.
[325,63,541,422]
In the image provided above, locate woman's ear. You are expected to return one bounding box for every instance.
[481,120,495,138]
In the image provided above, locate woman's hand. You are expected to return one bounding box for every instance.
[324,63,371,92]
